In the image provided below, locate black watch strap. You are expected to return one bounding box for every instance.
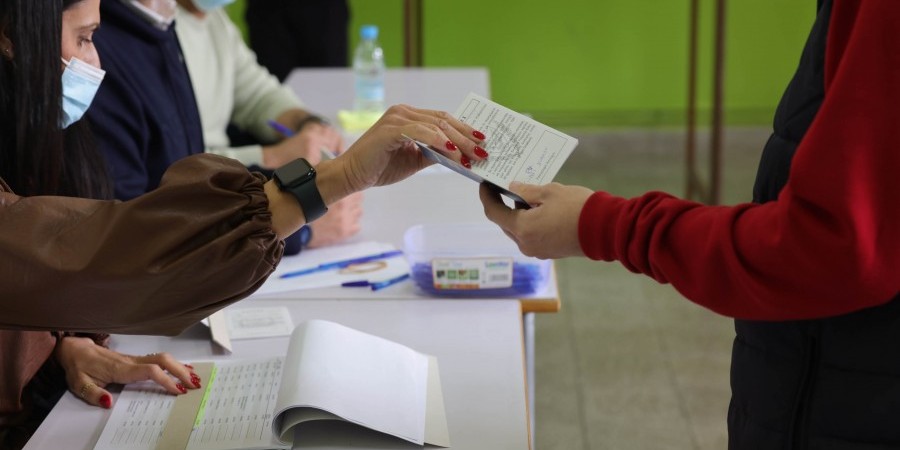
[273,158,328,223]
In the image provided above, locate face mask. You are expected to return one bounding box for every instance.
[193,0,236,12]
[60,57,106,129]
[125,0,177,31]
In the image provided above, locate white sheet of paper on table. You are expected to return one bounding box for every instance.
[251,241,409,296]
[225,307,294,340]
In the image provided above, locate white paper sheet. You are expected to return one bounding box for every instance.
[251,241,409,296]
[272,320,429,445]
[455,92,578,187]
[92,383,176,450]
[187,359,284,450]
[94,359,285,450]
[225,307,294,340]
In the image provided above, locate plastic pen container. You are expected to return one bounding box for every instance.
[403,223,551,297]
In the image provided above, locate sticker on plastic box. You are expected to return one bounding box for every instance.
[431,257,513,290]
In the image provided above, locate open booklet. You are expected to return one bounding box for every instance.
[408,92,579,207]
[93,320,449,450]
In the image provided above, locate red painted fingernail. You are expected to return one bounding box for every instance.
[472,130,486,140]
[445,140,458,151]
[461,155,472,169]
[191,374,202,388]
[474,146,489,159]
[100,394,112,409]
[176,383,187,394]
[184,364,194,369]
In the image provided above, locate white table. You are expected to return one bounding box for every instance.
[282,68,553,444]
[24,299,530,450]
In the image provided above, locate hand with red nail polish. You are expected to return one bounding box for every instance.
[474,146,489,159]
[54,336,200,411]
[473,130,486,140]
[319,104,484,199]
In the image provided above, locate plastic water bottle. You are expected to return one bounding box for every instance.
[353,25,385,113]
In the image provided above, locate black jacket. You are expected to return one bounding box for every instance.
[730,1,900,448]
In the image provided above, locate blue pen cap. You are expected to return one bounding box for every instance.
[360,25,379,40]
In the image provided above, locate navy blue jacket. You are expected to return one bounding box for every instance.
[88,0,204,201]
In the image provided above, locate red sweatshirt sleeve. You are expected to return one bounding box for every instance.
[578,0,900,321]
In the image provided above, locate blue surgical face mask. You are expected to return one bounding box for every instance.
[60,57,105,129]
[193,0,236,12]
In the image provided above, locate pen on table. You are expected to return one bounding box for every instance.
[370,273,411,291]
[341,280,371,288]
[193,365,218,430]
[280,250,405,279]
[267,120,338,160]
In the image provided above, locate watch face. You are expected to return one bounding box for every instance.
[275,158,316,188]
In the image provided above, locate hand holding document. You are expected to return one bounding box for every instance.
[409,93,579,206]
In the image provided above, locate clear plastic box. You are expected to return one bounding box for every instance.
[403,223,552,297]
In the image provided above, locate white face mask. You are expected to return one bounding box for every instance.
[60,57,106,129]
[125,0,177,31]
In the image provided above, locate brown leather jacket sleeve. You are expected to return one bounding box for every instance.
[0,154,283,336]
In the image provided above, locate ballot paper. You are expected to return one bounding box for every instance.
[409,93,578,206]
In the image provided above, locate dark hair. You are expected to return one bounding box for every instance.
[0,0,110,199]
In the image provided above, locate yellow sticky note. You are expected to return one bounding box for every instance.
[337,109,383,132]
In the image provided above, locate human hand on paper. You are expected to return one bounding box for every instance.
[480,181,593,259]
[54,336,200,409]
[319,104,488,197]
[308,191,364,248]
[262,122,342,169]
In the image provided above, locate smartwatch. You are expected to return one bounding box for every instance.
[273,158,328,223]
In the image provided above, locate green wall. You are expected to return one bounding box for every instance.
[229,0,815,127]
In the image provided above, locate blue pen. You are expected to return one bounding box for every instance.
[341,280,370,288]
[280,250,404,279]
[267,119,295,137]
[370,273,411,291]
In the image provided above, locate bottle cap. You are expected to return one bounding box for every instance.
[360,25,379,40]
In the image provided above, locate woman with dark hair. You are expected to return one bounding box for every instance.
[0,0,486,447]
[1,1,202,446]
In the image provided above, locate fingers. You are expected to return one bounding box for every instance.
[403,107,487,163]
[106,352,196,396]
[308,193,364,248]
[508,181,542,206]
[382,104,487,166]
[137,352,202,393]
[302,123,343,154]
[75,379,113,409]
[479,183,517,231]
